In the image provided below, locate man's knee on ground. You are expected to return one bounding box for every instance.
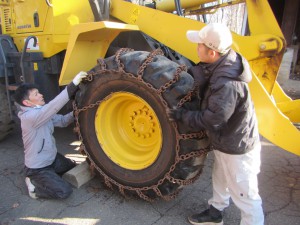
[55,184,73,199]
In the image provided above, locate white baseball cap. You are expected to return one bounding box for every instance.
[186,23,233,54]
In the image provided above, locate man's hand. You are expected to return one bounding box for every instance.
[72,71,88,86]
[166,107,185,122]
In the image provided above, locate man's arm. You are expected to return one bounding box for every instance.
[22,88,70,128]
[169,82,238,131]
[52,112,74,128]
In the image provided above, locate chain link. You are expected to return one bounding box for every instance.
[115,48,134,71]
[177,83,200,108]
[157,65,186,94]
[72,49,209,201]
[97,58,106,70]
[137,48,164,80]
[179,131,207,140]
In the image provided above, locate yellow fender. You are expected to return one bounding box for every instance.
[59,21,138,85]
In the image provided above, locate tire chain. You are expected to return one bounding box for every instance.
[73,48,210,202]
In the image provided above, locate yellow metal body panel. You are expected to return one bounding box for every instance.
[246,0,284,38]
[250,74,300,156]
[0,0,10,6]
[2,0,95,57]
[110,1,283,63]
[59,21,139,85]
[154,0,214,12]
[13,34,69,58]
[273,82,300,123]
[248,57,282,94]
[13,0,49,33]
[110,0,300,155]
[0,6,13,34]
[52,0,94,35]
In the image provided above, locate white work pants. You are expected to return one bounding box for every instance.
[208,144,264,225]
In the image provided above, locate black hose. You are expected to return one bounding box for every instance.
[20,36,37,83]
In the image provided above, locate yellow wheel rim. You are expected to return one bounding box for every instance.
[95,92,162,170]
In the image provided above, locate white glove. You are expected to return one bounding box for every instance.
[72,71,88,86]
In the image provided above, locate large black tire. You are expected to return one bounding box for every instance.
[75,49,209,200]
[0,84,14,141]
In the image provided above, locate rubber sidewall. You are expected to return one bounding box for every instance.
[79,71,177,187]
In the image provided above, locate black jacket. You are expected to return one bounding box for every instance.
[182,49,260,154]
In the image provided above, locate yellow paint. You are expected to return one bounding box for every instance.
[110,0,283,63]
[155,0,217,12]
[13,0,49,33]
[95,92,162,170]
[250,74,300,155]
[2,0,94,57]
[59,21,138,85]
[33,62,38,71]
[273,82,300,123]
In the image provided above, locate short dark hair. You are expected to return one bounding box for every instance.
[14,83,39,106]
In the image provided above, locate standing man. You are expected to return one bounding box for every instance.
[14,71,87,199]
[168,23,264,225]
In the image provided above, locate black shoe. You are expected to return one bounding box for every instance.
[188,206,223,225]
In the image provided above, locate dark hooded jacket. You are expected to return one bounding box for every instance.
[182,49,260,154]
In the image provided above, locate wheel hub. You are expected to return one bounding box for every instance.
[130,106,155,139]
[95,92,162,170]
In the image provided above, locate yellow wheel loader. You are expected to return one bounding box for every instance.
[0,0,299,201]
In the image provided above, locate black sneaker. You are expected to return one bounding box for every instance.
[188,205,223,225]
